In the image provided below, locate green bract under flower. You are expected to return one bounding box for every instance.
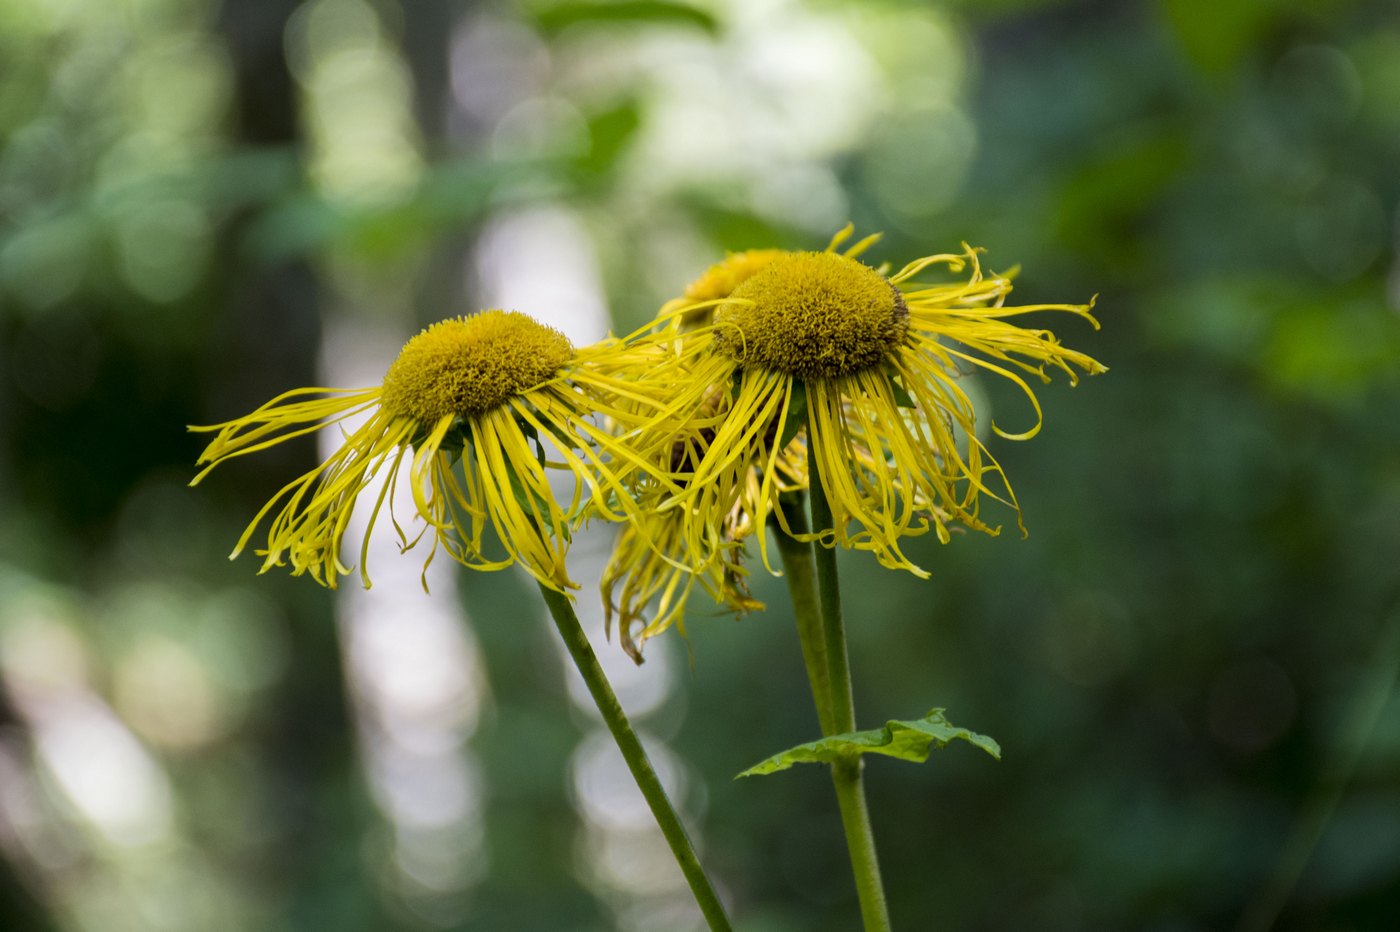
[715,252,909,380]
[381,311,575,421]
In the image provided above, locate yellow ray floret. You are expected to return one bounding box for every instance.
[190,310,681,593]
[601,426,806,663]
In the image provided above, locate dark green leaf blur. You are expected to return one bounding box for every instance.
[2,0,1398,930]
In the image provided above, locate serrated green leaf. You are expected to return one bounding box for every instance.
[737,709,1000,778]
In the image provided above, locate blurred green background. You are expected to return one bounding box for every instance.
[2,0,1399,929]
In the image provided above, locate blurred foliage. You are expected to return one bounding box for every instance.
[524,1,721,37]
[2,0,1400,930]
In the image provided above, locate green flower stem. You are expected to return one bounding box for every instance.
[831,756,889,928]
[806,431,894,932]
[774,494,837,735]
[806,470,856,736]
[537,583,733,932]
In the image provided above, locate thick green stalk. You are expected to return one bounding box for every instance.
[806,427,893,932]
[831,757,889,931]
[537,583,733,932]
[773,494,837,735]
[806,470,856,735]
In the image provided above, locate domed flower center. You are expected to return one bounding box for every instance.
[714,252,908,379]
[381,311,575,422]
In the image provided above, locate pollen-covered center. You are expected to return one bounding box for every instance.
[714,251,908,379]
[380,311,575,422]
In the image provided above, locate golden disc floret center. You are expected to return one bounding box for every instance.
[714,252,908,379]
[381,311,575,422]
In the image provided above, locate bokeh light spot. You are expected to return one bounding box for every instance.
[864,104,976,221]
[1207,658,1298,754]
[114,200,212,303]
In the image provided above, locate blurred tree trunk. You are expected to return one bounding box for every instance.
[213,3,383,927]
[0,696,57,932]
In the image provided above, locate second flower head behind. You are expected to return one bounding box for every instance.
[191,310,680,593]
[641,225,1106,582]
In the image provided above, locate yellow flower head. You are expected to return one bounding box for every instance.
[190,310,674,592]
[653,225,1105,579]
[662,248,790,328]
[602,493,768,664]
[601,402,805,662]
[601,252,801,660]
[381,311,574,421]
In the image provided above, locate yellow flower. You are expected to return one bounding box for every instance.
[602,251,804,660]
[603,494,766,664]
[652,226,1105,579]
[602,398,805,661]
[190,310,676,592]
